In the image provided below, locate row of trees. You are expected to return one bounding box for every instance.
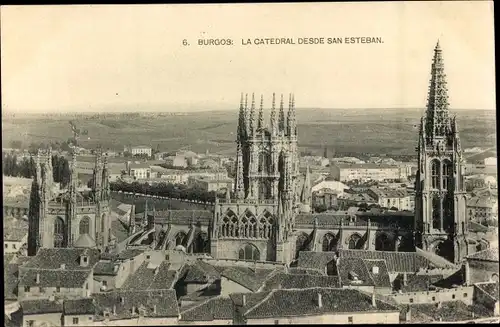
[2,152,71,187]
[110,180,218,203]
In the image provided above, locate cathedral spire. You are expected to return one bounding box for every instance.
[301,165,311,204]
[270,93,277,134]
[244,93,249,137]
[101,153,110,201]
[237,93,245,142]
[287,93,296,137]
[278,94,286,132]
[235,143,245,199]
[257,94,264,130]
[249,93,256,136]
[425,40,450,144]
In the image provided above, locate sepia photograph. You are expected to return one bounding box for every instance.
[1,2,498,325]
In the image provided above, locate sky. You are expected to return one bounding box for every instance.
[1,2,496,113]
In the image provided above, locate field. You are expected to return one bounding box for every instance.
[2,108,496,157]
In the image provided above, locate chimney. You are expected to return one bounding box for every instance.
[60,263,66,270]
[464,261,471,286]
[131,306,136,314]
[436,302,442,309]
[36,273,40,284]
[242,294,247,307]
[112,305,116,315]
[153,304,157,314]
[405,305,412,322]
[403,273,408,286]
[317,293,323,308]
[371,291,377,308]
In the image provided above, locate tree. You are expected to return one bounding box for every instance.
[314,204,328,213]
[10,140,22,149]
[60,159,71,188]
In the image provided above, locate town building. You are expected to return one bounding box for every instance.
[27,148,112,256]
[467,192,498,223]
[330,163,409,182]
[367,187,413,211]
[125,145,152,157]
[4,217,28,254]
[188,176,234,192]
[127,162,152,180]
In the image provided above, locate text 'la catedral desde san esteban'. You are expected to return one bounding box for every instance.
[192,36,384,46]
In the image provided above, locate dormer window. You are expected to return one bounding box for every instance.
[372,266,379,274]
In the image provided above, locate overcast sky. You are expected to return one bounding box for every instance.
[1,2,495,113]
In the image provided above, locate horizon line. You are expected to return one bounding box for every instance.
[2,106,496,115]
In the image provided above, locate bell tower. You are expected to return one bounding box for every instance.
[415,41,468,264]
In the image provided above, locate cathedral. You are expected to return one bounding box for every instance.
[414,41,469,264]
[210,93,311,263]
[123,41,487,266]
[27,147,112,256]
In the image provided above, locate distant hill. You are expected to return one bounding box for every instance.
[2,108,496,157]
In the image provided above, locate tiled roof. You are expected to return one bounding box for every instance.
[432,268,464,289]
[74,233,97,248]
[369,187,409,198]
[4,264,19,300]
[230,291,272,309]
[408,301,492,322]
[21,299,64,315]
[243,288,398,319]
[183,260,220,283]
[337,257,375,287]
[297,251,337,271]
[149,262,177,290]
[295,213,351,226]
[476,282,499,301]
[23,248,100,270]
[93,261,119,276]
[20,269,91,288]
[394,273,444,292]
[117,248,145,261]
[260,273,340,291]
[121,262,156,290]
[111,220,130,243]
[287,267,326,276]
[63,298,96,315]
[338,249,442,273]
[92,289,179,320]
[467,248,499,262]
[468,221,489,233]
[363,259,391,288]
[180,297,234,321]
[220,267,275,292]
[4,254,16,266]
[153,210,213,224]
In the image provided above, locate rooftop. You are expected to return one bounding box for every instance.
[180,297,234,322]
[20,269,91,288]
[467,248,499,262]
[63,298,96,315]
[92,289,179,320]
[21,299,64,315]
[242,288,398,319]
[23,248,100,270]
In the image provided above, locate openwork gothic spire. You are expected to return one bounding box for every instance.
[287,93,296,136]
[237,93,245,142]
[278,94,286,132]
[425,41,450,144]
[249,93,256,136]
[257,94,264,130]
[270,93,277,133]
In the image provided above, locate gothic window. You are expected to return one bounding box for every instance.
[375,233,393,251]
[443,197,454,233]
[54,217,65,248]
[431,159,440,189]
[250,217,257,238]
[442,160,452,190]
[432,197,441,230]
[259,151,271,174]
[348,234,362,250]
[193,232,208,253]
[259,218,267,238]
[322,233,336,252]
[79,216,90,235]
[175,232,187,246]
[296,233,309,255]
[241,216,249,238]
[101,214,106,232]
[238,243,260,261]
[231,216,239,237]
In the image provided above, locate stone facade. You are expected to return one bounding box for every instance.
[27,148,112,255]
[414,42,468,264]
